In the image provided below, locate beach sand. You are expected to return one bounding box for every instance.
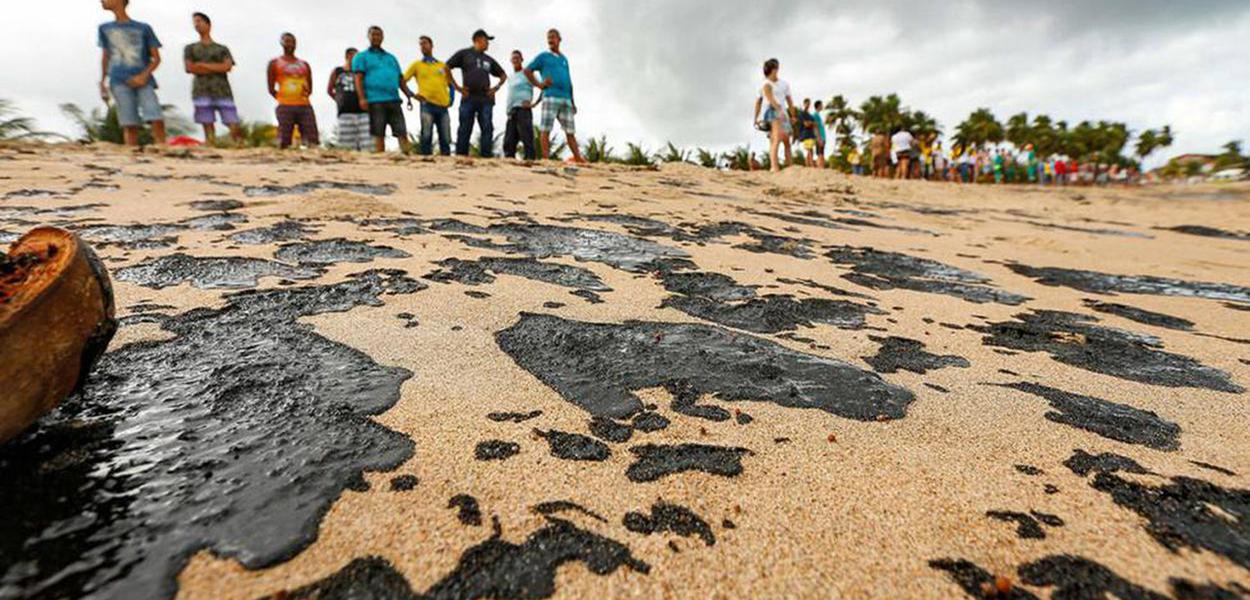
[2,143,1248,599]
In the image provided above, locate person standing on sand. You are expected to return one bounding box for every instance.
[98,0,166,147]
[849,147,863,176]
[798,99,818,167]
[328,48,368,151]
[753,58,794,173]
[267,33,318,149]
[447,29,507,158]
[813,100,828,169]
[184,12,241,146]
[524,29,586,163]
[352,27,411,154]
[891,128,914,180]
[869,132,889,178]
[402,36,454,156]
[503,50,541,161]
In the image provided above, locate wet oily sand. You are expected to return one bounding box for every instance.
[0,271,423,599]
[1,147,1248,599]
[495,312,914,421]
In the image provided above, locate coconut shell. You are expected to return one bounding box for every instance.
[0,227,116,443]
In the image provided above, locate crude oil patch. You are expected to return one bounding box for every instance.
[448,223,689,273]
[424,257,611,294]
[273,238,411,266]
[1082,300,1194,331]
[1067,452,1250,570]
[475,440,521,461]
[623,501,716,546]
[534,429,611,461]
[993,382,1180,451]
[420,517,650,599]
[228,220,319,245]
[1162,225,1250,241]
[985,510,1064,540]
[863,336,970,374]
[186,199,244,212]
[75,213,248,249]
[625,444,753,482]
[1008,264,1250,303]
[826,246,1029,305]
[0,270,424,599]
[448,494,483,526]
[495,313,915,421]
[115,253,322,290]
[654,265,881,334]
[976,310,1242,393]
[242,180,396,197]
[929,555,1232,600]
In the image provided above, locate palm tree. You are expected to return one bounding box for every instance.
[695,147,718,169]
[858,94,905,136]
[658,142,690,164]
[0,99,54,141]
[904,110,941,145]
[954,108,1004,150]
[1005,112,1032,149]
[623,143,655,166]
[1134,125,1173,164]
[824,94,860,155]
[584,135,614,163]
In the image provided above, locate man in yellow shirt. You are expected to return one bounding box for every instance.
[402,36,454,155]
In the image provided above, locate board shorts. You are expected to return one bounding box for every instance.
[803,139,816,151]
[540,97,576,135]
[368,101,407,138]
[111,82,163,127]
[193,97,240,125]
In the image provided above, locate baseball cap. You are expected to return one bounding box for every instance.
[472,29,495,40]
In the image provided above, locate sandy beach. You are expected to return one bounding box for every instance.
[2,143,1248,599]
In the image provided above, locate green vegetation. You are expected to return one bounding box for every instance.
[60,102,191,146]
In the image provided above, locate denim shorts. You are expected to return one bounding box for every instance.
[111,82,163,127]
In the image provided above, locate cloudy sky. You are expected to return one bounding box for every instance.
[5,1,1247,164]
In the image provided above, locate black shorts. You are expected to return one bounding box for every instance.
[368,101,407,138]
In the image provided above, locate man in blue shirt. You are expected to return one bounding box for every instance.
[98,0,166,146]
[352,26,411,153]
[524,29,584,163]
[503,50,541,160]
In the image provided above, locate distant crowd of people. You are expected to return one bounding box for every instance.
[751,57,1136,184]
[96,0,585,161]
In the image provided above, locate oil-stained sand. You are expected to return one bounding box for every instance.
[1,145,1248,599]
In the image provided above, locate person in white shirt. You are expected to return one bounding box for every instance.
[891,129,914,180]
[752,58,794,173]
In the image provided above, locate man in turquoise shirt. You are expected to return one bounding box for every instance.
[524,29,585,163]
[352,26,411,153]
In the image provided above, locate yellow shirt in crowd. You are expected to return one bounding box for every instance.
[403,59,451,108]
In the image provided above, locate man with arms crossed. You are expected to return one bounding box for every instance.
[184,12,242,146]
[524,29,585,163]
[98,0,165,146]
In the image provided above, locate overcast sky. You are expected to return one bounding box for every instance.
[4,1,1247,164]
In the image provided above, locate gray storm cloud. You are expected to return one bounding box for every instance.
[3,0,1246,163]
